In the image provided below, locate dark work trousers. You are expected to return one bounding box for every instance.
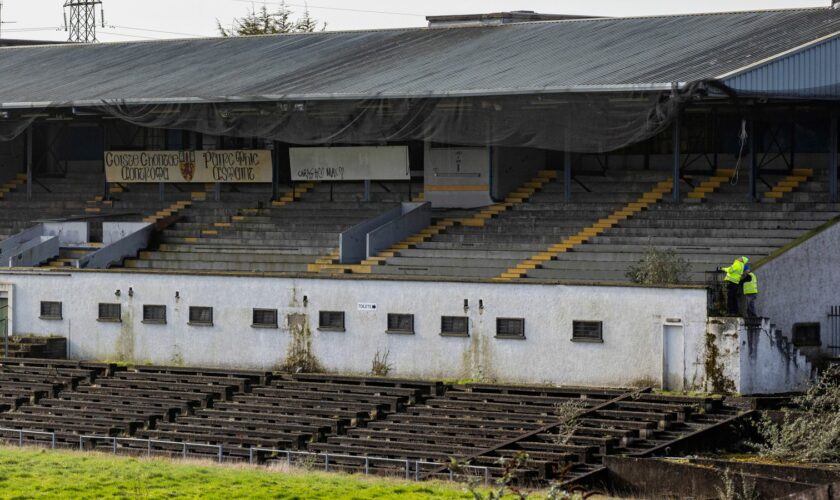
[726,281,740,315]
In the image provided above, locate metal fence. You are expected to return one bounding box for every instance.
[829,305,840,357]
[705,271,726,316]
[248,447,491,485]
[0,428,490,485]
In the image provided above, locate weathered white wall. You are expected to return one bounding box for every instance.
[739,320,813,395]
[0,270,708,388]
[755,220,840,353]
[700,317,814,395]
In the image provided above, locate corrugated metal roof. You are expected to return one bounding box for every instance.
[0,8,839,107]
[722,33,840,98]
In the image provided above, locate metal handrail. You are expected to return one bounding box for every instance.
[249,447,490,484]
[1,428,491,484]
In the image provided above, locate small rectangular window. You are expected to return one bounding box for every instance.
[441,316,469,337]
[319,311,345,331]
[572,321,603,342]
[387,313,414,334]
[792,323,821,347]
[189,306,213,326]
[40,301,62,320]
[253,309,278,328]
[142,305,167,324]
[98,303,121,323]
[496,318,525,339]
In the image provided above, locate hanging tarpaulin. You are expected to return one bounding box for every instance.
[96,91,680,154]
[104,150,273,183]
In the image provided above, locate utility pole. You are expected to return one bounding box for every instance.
[63,0,104,43]
[0,1,18,39]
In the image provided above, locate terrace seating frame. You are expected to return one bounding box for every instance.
[0,426,492,485]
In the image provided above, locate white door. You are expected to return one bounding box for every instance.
[662,324,684,391]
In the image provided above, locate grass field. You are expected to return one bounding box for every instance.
[0,446,482,499]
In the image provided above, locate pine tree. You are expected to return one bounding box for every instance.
[217,2,324,37]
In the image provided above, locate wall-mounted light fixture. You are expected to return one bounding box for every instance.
[463,299,469,312]
[115,289,121,297]
[128,287,134,297]
[303,295,308,307]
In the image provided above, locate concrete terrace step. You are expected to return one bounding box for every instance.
[371,265,502,278]
[522,268,708,282]
[138,251,318,264]
[124,259,310,273]
[160,237,337,249]
[156,244,328,256]
[585,236,793,247]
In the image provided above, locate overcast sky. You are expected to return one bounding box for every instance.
[0,0,830,42]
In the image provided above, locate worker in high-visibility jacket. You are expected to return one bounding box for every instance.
[742,271,759,317]
[720,256,749,315]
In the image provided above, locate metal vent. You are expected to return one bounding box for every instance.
[319,311,345,330]
[496,318,525,338]
[253,309,278,328]
[387,313,414,334]
[572,321,602,341]
[143,305,166,324]
[98,303,121,322]
[189,306,213,326]
[40,301,62,320]
[441,316,469,336]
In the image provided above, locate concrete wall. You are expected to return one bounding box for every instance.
[755,220,840,354]
[0,270,708,387]
[702,317,813,395]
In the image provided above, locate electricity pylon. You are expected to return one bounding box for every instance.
[64,0,104,43]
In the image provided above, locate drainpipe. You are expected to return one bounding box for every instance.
[831,108,838,203]
[671,83,681,203]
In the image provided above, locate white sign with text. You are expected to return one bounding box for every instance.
[290,146,410,181]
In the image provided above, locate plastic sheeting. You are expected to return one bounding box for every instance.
[95,89,689,153]
[0,116,34,142]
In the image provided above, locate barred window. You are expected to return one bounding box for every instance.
[387,313,414,334]
[142,305,167,324]
[572,321,603,342]
[98,303,121,323]
[40,301,62,320]
[319,311,345,331]
[496,318,525,339]
[253,309,278,328]
[441,316,469,336]
[189,306,213,326]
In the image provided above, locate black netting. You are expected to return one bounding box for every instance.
[0,115,35,141]
[87,85,704,153]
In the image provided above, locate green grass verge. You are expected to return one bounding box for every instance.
[0,446,478,499]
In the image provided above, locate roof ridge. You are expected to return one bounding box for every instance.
[0,6,834,51]
[506,6,833,26]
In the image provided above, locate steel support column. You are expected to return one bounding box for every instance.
[749,115,757,202]
[672,113,680,203]
[25,126,32,201]
[271,141,279,201]
[564,150,571,202]
[831,108,838,203]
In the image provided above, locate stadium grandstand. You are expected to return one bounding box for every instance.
[0,7,837,399]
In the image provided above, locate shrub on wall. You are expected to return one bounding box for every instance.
[626,246,689,285]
